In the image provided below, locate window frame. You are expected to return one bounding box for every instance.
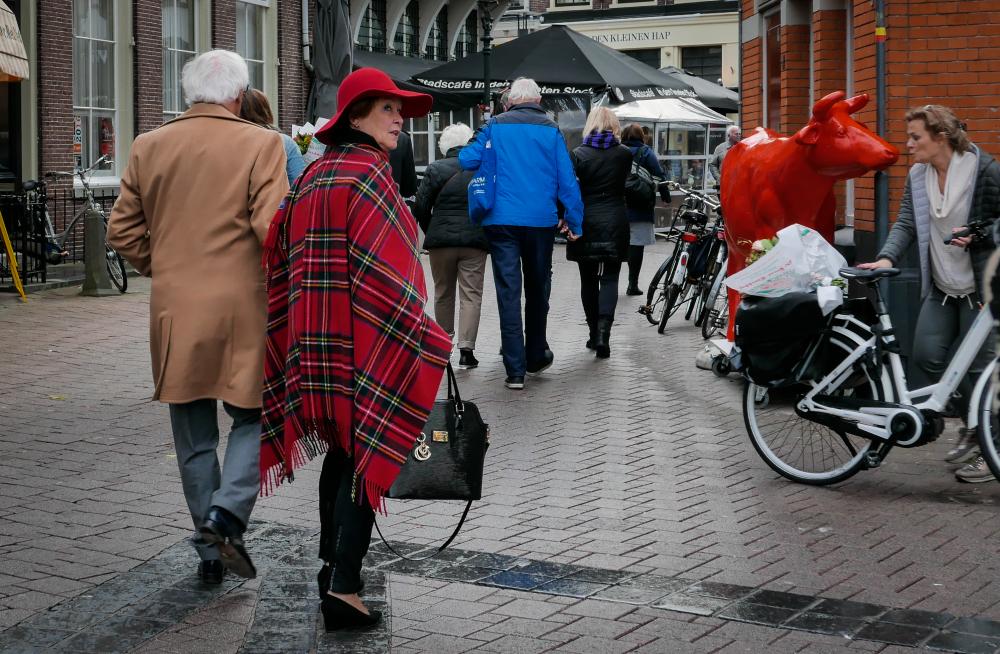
[72,0,133,183]
[162,0,205,122]
[236,0,277,120]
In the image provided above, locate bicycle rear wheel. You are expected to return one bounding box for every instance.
[657,281,684,334]
[743,325,892,485]
[106,247,127,293]
[977,369,1000,481]
[700,267,728,340]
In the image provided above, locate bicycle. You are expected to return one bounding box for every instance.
[742,265,997,485]
[22,155,127,292]
[639,182,721,334]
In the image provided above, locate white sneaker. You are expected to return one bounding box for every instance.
[945,427,980,464]
[955,455,995,483]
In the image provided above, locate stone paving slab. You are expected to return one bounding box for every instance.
[3,242,1000,652]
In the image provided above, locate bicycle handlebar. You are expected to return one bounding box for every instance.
[43,154,113,181]
[663,180,721,211]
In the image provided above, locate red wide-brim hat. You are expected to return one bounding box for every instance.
[315,67,433,145]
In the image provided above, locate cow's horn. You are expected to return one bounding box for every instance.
[844,94,870,114]
[811,91,846,120]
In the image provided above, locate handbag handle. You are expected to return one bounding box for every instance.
[373,499,473,561]
[445,361,465,412]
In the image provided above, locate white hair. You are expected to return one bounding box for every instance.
[439,123,474,155]
[182,50,250,106]
[726,125,741,139]
[508,78,542,104]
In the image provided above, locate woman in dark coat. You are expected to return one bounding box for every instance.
[567,107,634,358]
[622,123,666,295]
[413,123,490,369]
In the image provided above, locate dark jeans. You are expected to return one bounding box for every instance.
[484,225,555,378]
[318,448,375,594]
[578,260,622,325]
[912,286,995,418]
[627,245,644,289]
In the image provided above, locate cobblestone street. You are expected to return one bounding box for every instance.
[2,240,1000,653]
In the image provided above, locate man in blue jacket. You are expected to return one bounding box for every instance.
[460,78,584,390]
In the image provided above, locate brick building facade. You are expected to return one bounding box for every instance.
[739,0,1000,256]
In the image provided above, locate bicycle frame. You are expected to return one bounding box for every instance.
[796,285,993,443]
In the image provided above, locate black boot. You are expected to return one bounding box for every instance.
[585,320,597,350]
[595,318,612,359]
[626,246,644,295]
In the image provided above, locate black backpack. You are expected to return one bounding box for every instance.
[624,146,657,210]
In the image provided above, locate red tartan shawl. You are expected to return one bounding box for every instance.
[260,140,451,512]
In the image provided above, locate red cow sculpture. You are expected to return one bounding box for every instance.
[720,91,899,340]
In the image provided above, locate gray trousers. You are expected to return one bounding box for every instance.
[168,400,262,561]
[428,247,488,350]
[912,286,995,418]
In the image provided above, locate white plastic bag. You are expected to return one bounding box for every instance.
[725,223,847,298]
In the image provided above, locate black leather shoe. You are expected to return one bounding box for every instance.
[625,285,643,296]
[504,376,524,390]
[527,349,554,375]
[200,506,256,579]
[198,559,224,585]
[321,594,382,631]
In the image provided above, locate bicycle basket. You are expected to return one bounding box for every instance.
[735,293,827,386]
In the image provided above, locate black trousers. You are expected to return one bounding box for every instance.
[318,448,375,594]
[627,245,644,288]
[578,260,622,325]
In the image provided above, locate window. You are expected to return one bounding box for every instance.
[764,12,781,131]
[162,0,198,121]
[655,122,712,192]
[426,6,448,61]
[554,0,589,6]
[393,1,419,58]
[681,45,722,83]
[73,0,116,174]
[408,115,430,167]
[236,1,265,89]
[453,11,478,59]
[357,0,387,52]
[623,48,661,69]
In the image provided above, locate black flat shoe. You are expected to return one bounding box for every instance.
[198,559,224,585]
[321,594,382,631]
[317,565,364,598]
[200,506,256,579]
[625,285,643,296]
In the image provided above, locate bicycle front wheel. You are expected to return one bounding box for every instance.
[644,251,677,326]
[106,247,127,293]
[657,282,683,334]
[743,328,892,485]
[700,268,728,340]
[977,368,1000,481]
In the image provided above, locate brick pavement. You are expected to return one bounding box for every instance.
[1,240,1000,652]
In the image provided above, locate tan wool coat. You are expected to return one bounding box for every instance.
[108,103,290,408]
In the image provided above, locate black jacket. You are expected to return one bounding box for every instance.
[566,143,633,263]
[413,147,489,251]
[389,130,418,198]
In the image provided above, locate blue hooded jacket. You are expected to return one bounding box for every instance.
[459,103,584,236]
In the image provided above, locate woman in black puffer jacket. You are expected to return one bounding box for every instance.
[413,123,489,369]
[567,107,634,358]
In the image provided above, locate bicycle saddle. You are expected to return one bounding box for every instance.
[22,179,37,191]
[839,266,900,281]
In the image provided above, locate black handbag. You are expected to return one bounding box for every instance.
[375,362,489,559]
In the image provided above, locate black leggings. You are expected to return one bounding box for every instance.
[627,245,644,288]
[578,260,622,325]
[318,448,375,594]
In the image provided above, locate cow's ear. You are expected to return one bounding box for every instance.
[796,123,822,145]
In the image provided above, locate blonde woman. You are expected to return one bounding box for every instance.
[567,107,633,358]
[413,123,489,368]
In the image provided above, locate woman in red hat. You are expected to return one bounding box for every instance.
[259,68,452,630]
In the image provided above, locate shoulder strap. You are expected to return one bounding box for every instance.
[374,500,473,561]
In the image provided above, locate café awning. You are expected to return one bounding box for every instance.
[0,1,27,82]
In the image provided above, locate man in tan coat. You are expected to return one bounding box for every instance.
[108,50,289,584]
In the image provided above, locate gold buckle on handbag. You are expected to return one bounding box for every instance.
[432,430,449,443]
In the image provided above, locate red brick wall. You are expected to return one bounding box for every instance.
[38,0,74,185]
[779,24,810,130]
[134,0,163,135]
[213,0,237,50]
[740,37,762,132]
[813,9,848,225]
[278,0,308,133]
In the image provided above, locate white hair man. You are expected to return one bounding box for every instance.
[107,49,289,585]
[412,123,490,370]
[458,78,584,390]
[709,124,742,185]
